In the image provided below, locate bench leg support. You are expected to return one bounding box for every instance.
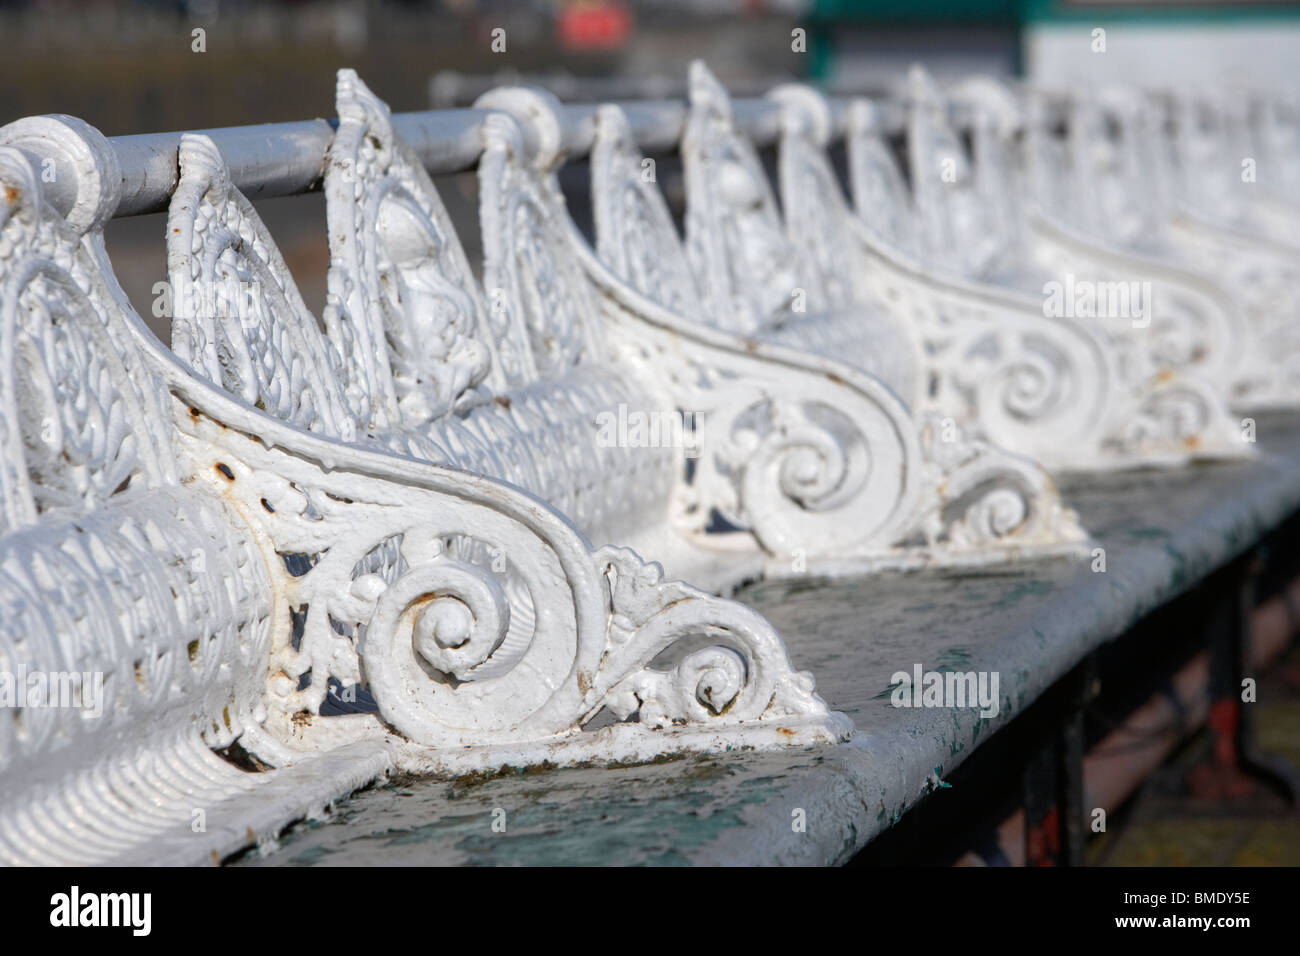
[1191,551,1300,805]
[1023,664,1088,866]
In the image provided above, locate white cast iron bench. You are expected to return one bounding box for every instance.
[456,79,1089,573]
[582,61,1244,475]
[1040,85,1300,411]
[1160,90,1300,248]
[892,69,1255,463]
[0,95,854,865]
[237,407,1300,866]
[3,66,1283,868]
[675,63,1242,474]
[939,73,1298,417]
[166,69,1084,592]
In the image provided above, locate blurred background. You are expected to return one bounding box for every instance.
[4,0,1297,339]
[5,0,1300,133]
[3,0,1300,865]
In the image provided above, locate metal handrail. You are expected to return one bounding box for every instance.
[102,94,900,218]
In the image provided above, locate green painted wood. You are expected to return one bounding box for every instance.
[240,414,1300,866]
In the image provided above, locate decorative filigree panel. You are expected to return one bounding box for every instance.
[681,62,802,334]
[168,134,358,440]
[590,104,702,316]
[475,87,605,379]
[325,69,497,425]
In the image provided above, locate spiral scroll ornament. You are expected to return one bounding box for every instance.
[596,546,829,729]
[686,377,920,559]
[361,558,526,739]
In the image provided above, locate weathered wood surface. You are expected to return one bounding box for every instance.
[239,415,1300,866]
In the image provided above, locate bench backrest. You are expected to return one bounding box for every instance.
[1060,92,1161,246]
[904,68,1006,279]
[765,83,876,315]
[679,61,804,334]
[843,100,921,260]
[589,104,704,318]
[591,75,855,323]
[671,63,925,407]
[166,71,679,551]
[1018,90,1083,228]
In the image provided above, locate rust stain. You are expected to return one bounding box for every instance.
[577,668,592,695]
[494,395,512,410]
[3,186,18,202]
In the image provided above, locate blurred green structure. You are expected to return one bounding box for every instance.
[806,0,1300,80]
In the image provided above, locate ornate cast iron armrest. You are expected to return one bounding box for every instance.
[568,222,1089,570]
[1028,208,1246,389]
[2,108,846,777]
[140,327,850,768]
[843,204,1246,469]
